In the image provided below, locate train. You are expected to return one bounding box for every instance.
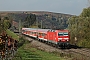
[22,28,70,48]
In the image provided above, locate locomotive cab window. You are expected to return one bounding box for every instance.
[58,32,63,36]
[63,32,68,36]
[58,32,68,36]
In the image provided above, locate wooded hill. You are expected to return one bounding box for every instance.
[0,11,73,29]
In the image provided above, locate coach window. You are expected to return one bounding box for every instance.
[33,32,35,34]
[36,32,38,35]
[30,32,31,34]
[34,32,36,34]
[35,32,36,34]
[31,32,33,34]
[33,32,36,34]
[42,33,45,36]
[38,33,41,36]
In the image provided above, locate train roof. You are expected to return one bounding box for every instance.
[22,28,69,33]
[22,28,50,33]
[55,30,69,32]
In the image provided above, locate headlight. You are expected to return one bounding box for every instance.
[67,40,69,41]
[58,40,61,41]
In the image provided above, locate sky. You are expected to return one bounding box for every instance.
[0,0,88,15]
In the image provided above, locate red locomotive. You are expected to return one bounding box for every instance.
[22,28,70,48]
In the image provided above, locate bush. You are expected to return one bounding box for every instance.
[77,39,90,48]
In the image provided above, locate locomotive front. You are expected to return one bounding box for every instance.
[57,30,70,48]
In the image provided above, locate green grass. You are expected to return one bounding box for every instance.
[6,29,19,40]
[13,42,66,60]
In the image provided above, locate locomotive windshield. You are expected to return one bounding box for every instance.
[58,32,68,36]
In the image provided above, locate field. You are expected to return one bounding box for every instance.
[13,41,66,60]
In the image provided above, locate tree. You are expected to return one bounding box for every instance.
[68,7,90,48]
[0,17,11,34]
[23,14,36,28]
[80,7,90,17]
[68,16,79,44]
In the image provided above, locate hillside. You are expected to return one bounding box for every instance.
[0,11,74,29]
[30,11,73,29]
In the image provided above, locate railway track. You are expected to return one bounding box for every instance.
[71,48,90,57]
[62,48,90,59]
[22,35,90,60]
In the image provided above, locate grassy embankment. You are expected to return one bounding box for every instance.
[13,41,67,60]
[6,29,19,40]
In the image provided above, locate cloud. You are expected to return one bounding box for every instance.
[0,0,87,15]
